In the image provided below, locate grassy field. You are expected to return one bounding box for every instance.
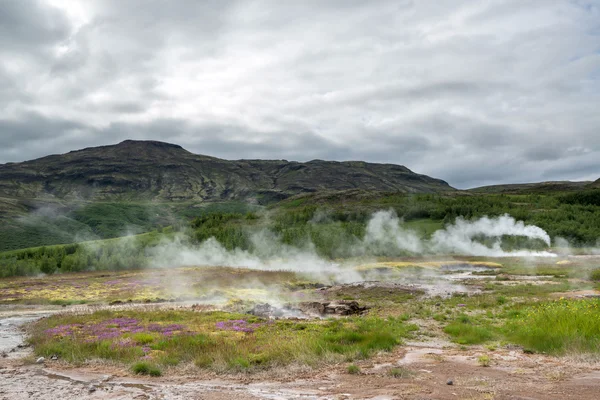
[29,310,417,373]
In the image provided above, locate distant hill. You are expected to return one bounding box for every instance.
[0,140,454,207]
[590,178,600,188]
[468,181,592,194]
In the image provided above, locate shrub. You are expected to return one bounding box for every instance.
[389,367,412,378]
[347,364,360,374]
[478,355,491,367]
[132,361,162,376]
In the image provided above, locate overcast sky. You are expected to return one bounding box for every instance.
[0,0,599,188]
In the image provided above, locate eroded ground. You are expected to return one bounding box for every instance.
[1,256,600,399]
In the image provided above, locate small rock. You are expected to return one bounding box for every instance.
[35,357,45,364]
[446,379,454,385]
[50,355,58,361]
[88,385,97,393]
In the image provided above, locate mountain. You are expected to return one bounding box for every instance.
[468,181,592,194]
[590,179,600,188]
[0,140,454,206]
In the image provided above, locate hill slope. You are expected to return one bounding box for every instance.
[0,140,454,205]
[468,181,592,194]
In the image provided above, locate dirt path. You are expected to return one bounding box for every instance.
[2,344,600,400]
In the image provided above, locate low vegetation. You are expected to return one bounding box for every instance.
[29,310,417,372]
[506,299,600,355]
[477,354,491,367]
[443,317,495,345]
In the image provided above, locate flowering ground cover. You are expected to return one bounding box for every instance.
[29,309,417,374]
[0,267,309,304]
[0,272,164,304]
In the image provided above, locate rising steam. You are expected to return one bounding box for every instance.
[430,214,555,257]
[149,210,557,278]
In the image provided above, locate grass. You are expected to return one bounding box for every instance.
[389,366,413,378]
[347,364,361,374]
[484,282,591,297]
[478,355,491,367]
[443,315,495,345]
[29,310,417,372]
[132,361,162,376]
[505,299,600,355]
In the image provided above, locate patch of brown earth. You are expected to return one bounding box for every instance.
[550,290,600,299]
[3,344,600,400]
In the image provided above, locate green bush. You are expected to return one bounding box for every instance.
[131,361,162,376]
[347,364,360,374]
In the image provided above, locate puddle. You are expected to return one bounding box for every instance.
[42,369,111,384]
[118,382,152,391]
[0,312,52,357]
[439,264,499,273]
[398,347,445,365]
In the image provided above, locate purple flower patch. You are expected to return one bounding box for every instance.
[215,319,266,333]
[45,318,189,342]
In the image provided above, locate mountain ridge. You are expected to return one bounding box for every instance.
[0,140,455,205]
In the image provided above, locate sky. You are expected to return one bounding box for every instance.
[0,0,599,189]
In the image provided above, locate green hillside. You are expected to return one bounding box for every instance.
[2,189,600,278]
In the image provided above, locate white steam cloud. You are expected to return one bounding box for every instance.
[361,210,423,254]
[430,214,555,257]
[149,231,362,283]
[149,210,558,279]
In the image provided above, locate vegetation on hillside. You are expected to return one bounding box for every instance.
[1,190,599,278]
[0,201,255,252]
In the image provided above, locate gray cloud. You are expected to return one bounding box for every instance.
[0,0,599,189]
[0,0,71,52]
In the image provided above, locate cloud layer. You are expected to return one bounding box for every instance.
[1,0,599,188]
